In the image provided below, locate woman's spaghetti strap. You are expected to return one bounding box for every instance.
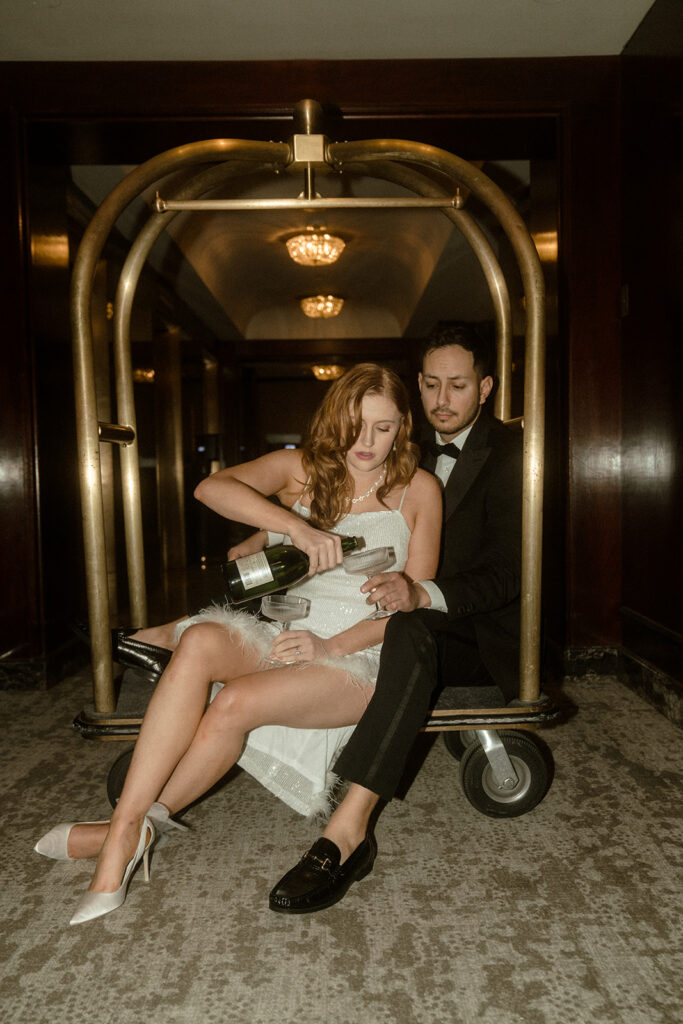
[398,484,409,512]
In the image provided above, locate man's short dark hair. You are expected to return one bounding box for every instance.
[421,321,495,381]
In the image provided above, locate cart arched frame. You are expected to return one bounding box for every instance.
[70,113,545,719]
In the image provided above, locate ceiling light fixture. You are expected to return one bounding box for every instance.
[132,368,156,383]
[300,295,344,319]
[311,364,345,381]
[286,230,345,266]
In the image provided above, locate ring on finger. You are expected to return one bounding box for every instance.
[295,648,302,657]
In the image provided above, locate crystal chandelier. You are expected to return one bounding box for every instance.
[300,295,344,319]
[286,230,345,266]
[311,364,345,381]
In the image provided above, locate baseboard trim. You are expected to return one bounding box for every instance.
[617,648,681,728]
[0,641,88,690]
[562,645,620,678]
[562,644,680,727]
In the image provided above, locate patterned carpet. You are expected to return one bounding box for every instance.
[1,672,680,1024]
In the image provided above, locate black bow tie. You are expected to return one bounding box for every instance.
[427,441,461,460]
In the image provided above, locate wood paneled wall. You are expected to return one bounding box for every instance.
[620,56,682,682]
[0,101,42,673]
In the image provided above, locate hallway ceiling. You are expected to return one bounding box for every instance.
[0,0,657,61]
[72,154,530,347]
[11,0,657,367]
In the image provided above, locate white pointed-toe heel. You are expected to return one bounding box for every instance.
[34,820,109,861]
[69,817,155,926]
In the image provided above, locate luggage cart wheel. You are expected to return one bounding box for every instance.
[443,729,478,761]
[459,730,550,818]
[107,745,135,808]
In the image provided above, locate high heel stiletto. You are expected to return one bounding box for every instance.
[34,820,109,861]
[33,803,188,861]
[69,816,156,926]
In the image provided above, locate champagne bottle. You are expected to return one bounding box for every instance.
[222,536,360,604]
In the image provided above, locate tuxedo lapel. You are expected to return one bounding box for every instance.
[443,446,490,520]
[441,414,493,521]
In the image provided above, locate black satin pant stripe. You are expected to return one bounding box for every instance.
[335,614,438,802]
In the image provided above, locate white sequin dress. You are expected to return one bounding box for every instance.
[176,494,412,816]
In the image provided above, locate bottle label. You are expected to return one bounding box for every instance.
[236,552,275,591]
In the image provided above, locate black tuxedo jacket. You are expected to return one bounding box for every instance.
[420,410,523,695]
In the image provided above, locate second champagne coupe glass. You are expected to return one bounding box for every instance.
[343,546,396,619]
[261,593,311,662]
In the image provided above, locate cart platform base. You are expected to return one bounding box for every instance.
[74,671,561,740]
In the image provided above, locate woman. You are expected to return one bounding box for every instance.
[36,363,442,925]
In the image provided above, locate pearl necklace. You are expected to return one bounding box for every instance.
[352,468,386,504]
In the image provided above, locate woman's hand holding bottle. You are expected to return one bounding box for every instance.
[222,533,358,604]
[286,521,345,575]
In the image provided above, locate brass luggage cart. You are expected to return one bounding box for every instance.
[70,100,560,818]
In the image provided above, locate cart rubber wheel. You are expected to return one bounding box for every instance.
[443,729,477,761]
[107,745,134,808]
[459,731,550,818]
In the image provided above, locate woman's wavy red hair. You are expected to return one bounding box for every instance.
[301,363,419,529]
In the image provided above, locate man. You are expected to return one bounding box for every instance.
[269,321,523,914]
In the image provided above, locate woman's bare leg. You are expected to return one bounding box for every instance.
[76,628,371,879]
[83,622,261,889]
[68,656,371,860]
[156,661,370,815]
[64,620,236,860]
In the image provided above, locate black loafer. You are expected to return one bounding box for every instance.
[269,834,377,914]
[113,634,173,676]
[73,622,172,677]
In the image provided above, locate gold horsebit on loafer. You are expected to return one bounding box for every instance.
[304,852,334,874]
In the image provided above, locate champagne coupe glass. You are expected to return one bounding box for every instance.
[261,593,311,663]
[343,546,396,619]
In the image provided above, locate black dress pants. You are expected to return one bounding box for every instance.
[334,609,490,802]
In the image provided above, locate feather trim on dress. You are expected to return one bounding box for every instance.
[175,603,274,668]
[174,602,377,693]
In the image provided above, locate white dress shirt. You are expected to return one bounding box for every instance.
[419,422,475,613]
